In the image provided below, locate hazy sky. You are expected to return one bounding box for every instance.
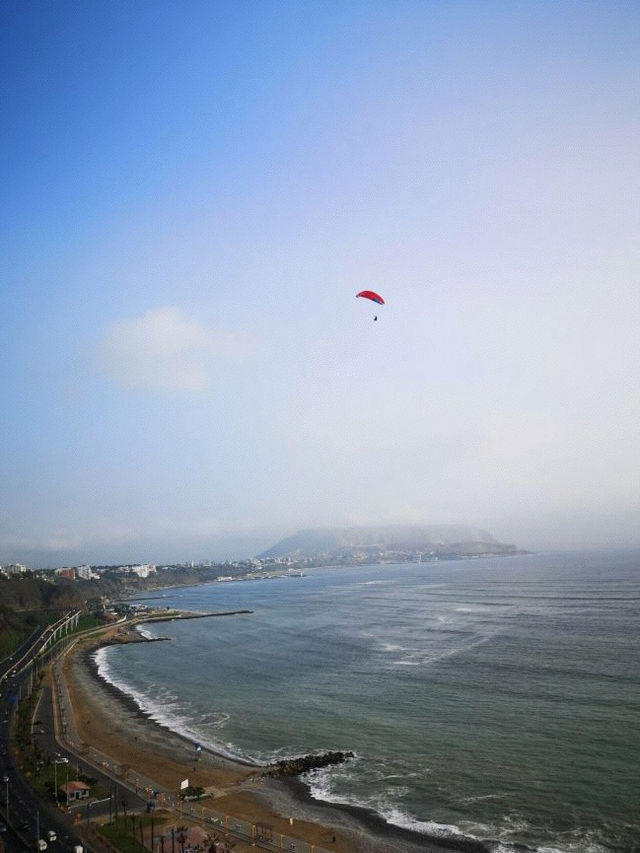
[2,1,639,565]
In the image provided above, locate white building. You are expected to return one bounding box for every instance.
[3,563,28,576]
[118,564,157,578]
[76,565,93,580]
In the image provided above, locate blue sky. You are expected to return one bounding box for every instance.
[2,1,639,565]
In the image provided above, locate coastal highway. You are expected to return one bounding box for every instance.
[0,618,147,853]
[0,628,49,686]
[0,615,80,689]
[1,661,88,853]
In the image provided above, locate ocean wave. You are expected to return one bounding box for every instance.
[531,828,613,853]
[306,772,479,842]
[304,765,465,839]
[531,842,609,853]
[304,762,611,853]
[305,765,380,810]
[455,606,493,613]
[378,642,411,653]
[375,806,611,853]
[380,807,468,838]
[458,793,508,804]
[387,632,497,668]
[135,625,157,640]
[490,814,614,853]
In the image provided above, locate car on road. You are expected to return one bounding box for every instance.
[38,839,48,851]
[47,830,57,842]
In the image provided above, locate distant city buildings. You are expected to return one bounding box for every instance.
[0,562,28,576]
[0,556,306,585]
[54,564,97,580]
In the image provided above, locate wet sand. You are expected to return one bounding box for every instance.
[58,627,486,853]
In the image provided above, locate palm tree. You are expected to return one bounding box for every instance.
[176,825,188,853]
[204,833,219,853]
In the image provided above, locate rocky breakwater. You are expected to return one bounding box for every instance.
[263,750,354,778]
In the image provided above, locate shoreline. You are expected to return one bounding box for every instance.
[62,629,492,853]
[85,642,258,769]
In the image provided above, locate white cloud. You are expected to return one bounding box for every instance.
[100,307,252,392]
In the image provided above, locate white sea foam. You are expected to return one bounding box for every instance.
[379,642,410,652]
[458,792,505,804]
[383,812,609,853]
[388,632,496,668]
[379,807,466,838]
[490,815,611,853]
[305,767,468,841]
[533,837,610,853]
[305,765,364,806]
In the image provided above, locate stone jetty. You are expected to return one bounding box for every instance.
[263,750,354,778]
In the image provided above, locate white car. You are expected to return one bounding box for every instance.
[38,840,47,851]
[47,830,57,842]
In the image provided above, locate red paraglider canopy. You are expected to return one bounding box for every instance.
[356,290,385,305]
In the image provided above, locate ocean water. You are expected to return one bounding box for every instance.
[94,551,640,853]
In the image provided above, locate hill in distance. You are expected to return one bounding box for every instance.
[258,524,523,565]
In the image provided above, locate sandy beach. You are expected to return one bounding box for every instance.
[56,626,483,853]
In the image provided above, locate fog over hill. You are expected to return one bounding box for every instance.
[258,524,517,561]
